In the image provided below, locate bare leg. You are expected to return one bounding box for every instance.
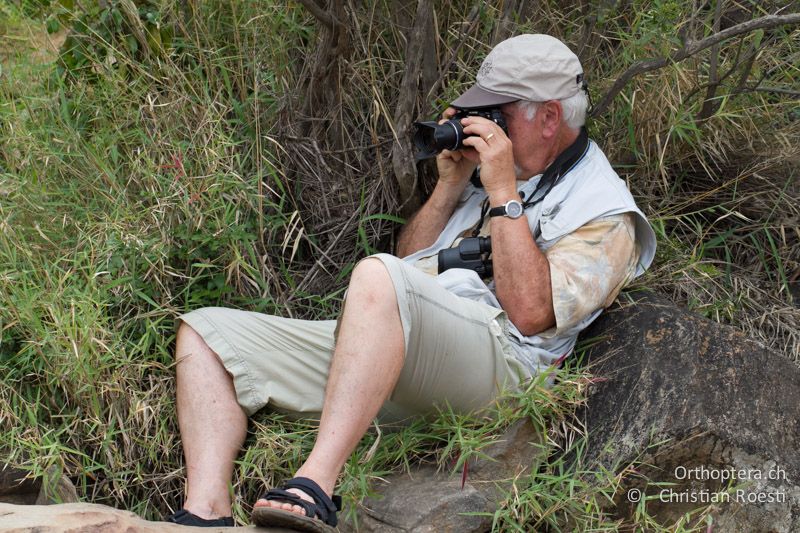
[175,322,248,519]
[255,258,405,515]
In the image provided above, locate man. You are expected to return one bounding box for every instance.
[166,34,656,530]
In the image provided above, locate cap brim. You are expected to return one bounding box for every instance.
[451,84,519,108]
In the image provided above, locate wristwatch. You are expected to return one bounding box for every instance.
[489,199,525,219]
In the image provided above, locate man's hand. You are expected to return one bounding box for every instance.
[435,108,478,189]
[460,115,517,196]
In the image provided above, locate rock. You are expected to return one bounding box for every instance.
[340,419,545,533]
[353,473,492,533]
[579,292,800,531]
[0,465,289,533]
[0,465,78,506]
[0,502,224,532]
[0,501,300,532]
[0,466,40,506]
[35,465,80,506]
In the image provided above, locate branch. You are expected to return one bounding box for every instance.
[296,0,337,30]
[491,0,521,46]
[392,0,435,217]
[695,0,724,122]
[679,37,751,105]
[590,12,800,117]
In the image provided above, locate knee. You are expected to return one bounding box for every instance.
[351,257,389,280]
[348,258,396,305]
[175,321,213,364]
[176,321,197,343]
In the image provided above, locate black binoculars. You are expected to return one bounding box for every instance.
[438,236,492,278]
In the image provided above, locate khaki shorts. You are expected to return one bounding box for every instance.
[177,253,530,424]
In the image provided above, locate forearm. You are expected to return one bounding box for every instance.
[396,181,465,257]
[488,188,555,335]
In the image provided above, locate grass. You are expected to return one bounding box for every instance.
[1,0,798,530]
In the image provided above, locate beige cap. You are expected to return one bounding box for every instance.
[451,34,585,108]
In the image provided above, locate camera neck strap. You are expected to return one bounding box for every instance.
[471,126,590,238]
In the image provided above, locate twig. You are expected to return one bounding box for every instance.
[591,12,800,117]
[750,85,800,97]
[733,44,760,94]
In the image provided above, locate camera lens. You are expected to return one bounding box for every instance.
[435,120,462,151]
[412,119,464,159]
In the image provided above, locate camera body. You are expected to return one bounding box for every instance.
[413,107,508,160]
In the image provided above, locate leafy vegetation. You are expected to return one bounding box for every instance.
[1,0,797,530]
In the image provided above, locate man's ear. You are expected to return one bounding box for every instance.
[539,100,563,139]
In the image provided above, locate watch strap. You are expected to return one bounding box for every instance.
[488,205,506,217]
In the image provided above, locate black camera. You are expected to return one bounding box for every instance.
[413,107,508,160]
[438,236,492,278]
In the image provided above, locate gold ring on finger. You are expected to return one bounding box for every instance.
[485,133,495,142]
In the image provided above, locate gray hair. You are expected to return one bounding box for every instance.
[515,90,588,130]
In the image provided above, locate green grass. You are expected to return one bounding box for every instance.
[1,0,797,530]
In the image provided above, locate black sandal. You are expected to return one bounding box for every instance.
[165,509,234,527]
[251,476,342,532]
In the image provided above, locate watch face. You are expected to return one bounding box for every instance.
[506,201,524,218]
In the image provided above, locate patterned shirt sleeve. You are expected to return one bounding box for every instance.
[542,212,640,337]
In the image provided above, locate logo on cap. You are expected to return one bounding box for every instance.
[477,59,494,81]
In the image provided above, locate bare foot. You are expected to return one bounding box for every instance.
[253,487,314,517]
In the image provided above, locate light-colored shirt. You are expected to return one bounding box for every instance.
[412,213,639,338]
[401,141,656,375]
[541,212,638,337]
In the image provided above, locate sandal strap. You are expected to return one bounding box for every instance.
[282,476,341,526]
[260,488,318,520]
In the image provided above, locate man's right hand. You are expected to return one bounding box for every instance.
[435,107,477,189]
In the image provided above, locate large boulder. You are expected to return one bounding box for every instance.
[579,292,800,531]
[342,292,800,531]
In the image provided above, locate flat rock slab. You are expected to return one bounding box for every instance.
[579,292,800,531]
[340,419,545,533]
[0,502,293,532]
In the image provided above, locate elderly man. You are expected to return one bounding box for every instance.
[166,34,656,531]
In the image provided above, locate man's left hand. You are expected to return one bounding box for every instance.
[460,116,516,195]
